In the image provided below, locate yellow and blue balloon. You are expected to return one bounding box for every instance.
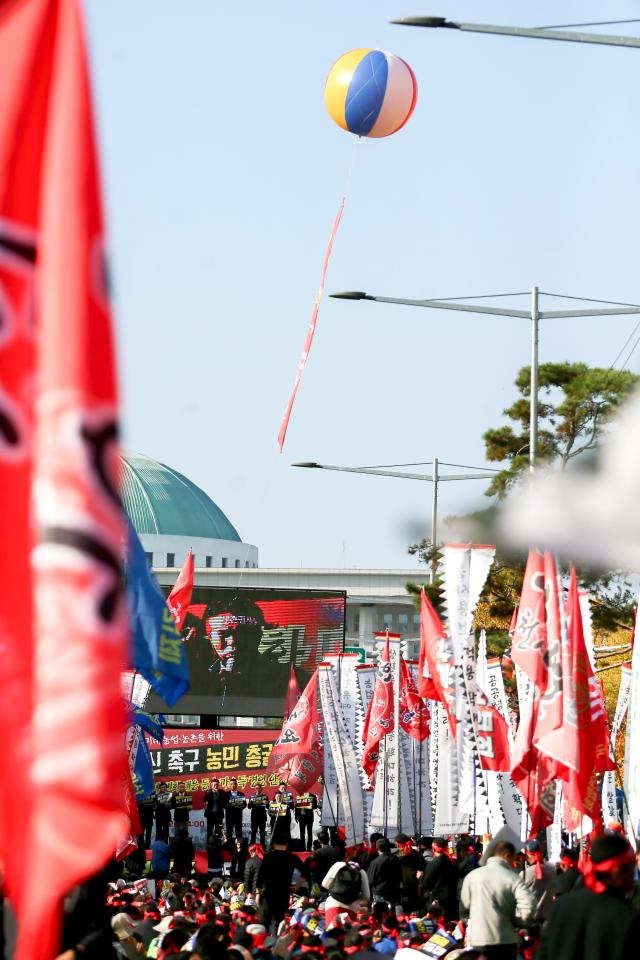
[324,48,417,138]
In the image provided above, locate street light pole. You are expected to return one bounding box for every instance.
[530,286,539,470]
[292,459,497,583]
[431,457,438,580]
[329,289,640,472]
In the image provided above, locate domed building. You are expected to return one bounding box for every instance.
[121,451,258,569]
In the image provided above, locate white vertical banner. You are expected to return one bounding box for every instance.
[399,734,416,835]
[603,662,632,824]
[578,591,595,668]
[429,699,440,819]
[434,707,469,835]
[369,636,401,835]
[546,783,563,863]
[318,663,365,845]
[624,602,640,843]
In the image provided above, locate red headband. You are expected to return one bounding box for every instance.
[583,848,635,893]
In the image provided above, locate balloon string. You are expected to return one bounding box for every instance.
[342,134,362,200]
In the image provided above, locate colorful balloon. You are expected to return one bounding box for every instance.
[324,48,417,138]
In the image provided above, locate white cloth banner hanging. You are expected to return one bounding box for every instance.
[429,699,440,819]
[603,662,632,824]
[434,706,469,835]
[369,637,401,834]
[318,663,365,845]
[546,784,563,863]
[624,602,640,842]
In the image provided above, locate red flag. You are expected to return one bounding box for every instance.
[362,634,395,784]
[167,547,194,630]
[545,569,614,827]
[510,550,554,832]
[0,1,128,955]
[418,589,457,731]
[266,669,322,791]
[508,604,519,638]
[284,663,302,721]
[399,657,430,740]
[474,692,511,772]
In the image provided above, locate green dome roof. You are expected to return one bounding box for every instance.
[120,451,241,542]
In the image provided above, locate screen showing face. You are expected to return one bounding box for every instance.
[146,587,345,716]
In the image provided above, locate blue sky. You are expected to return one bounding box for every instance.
[84,1,640,568]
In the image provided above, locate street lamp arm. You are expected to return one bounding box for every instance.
[539,307,640,319]
[391,16,640,48]
[292,462,497,482]
[330,291,530,319]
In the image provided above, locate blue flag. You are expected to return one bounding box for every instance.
[130,707,164,744]
[125,519,190,706]
[133,734,156,800]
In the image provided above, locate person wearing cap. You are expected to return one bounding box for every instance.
[225,777,247,840]
[110,912,139,959]
[459,840,536,959]
[538,833,640,960]
[420,838,458,921]
[367,838,402,911]
[553,847,581,898]
[520,838,556,921]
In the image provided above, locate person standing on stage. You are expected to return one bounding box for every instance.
[172,782,192,837]
[269,790,291,841]
[137,792,156,848]
[225,777,246,840]
[278,781,294,810]
[248,786,269,845]
[203,777,227,839]
[294,790,318,851]
[154,782,172,843]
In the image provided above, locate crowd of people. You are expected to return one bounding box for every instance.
[45,820,640,960]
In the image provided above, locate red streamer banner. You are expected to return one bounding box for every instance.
[277,198,345,451]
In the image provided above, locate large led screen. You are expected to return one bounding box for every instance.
[146,586,346,716]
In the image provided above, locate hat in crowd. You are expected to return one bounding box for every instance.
[523,840,540,853]
[154,916,177,934]
[111,913,136,941]
[590,832,633,864]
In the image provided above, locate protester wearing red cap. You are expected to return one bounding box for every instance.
[538,833,640,960]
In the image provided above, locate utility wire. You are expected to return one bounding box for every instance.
[541,292,640,308]
[610,319,640,369]
[537,19,640,29]
[621,329,640,369]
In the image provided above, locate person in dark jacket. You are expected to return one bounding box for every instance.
[170,827,195,877]
[421,838,458,920]
[256,838,304,933]
[394,834,425,912]
[455,840,477,906]
[244,844,265,894]
[538,833,640,960]
[154,782,172,843]
[552,847,581,898]
[203,777,227,839]
[367,838,402,908]
[311,830,341,884]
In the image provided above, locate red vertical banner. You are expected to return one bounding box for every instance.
[0,1,128,956]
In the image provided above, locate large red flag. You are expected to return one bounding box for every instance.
[544,568,614,827]
[474,691,512,772]
[167,547,194,630]
[399,657,430,741]
[510,549,554,831]
[362,634,395,783]
[0,1,128,955]
[418,589,457,731]
[265,669,322,791]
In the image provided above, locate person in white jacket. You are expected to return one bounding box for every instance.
[459,840,536,960]
[322,858,371,928]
